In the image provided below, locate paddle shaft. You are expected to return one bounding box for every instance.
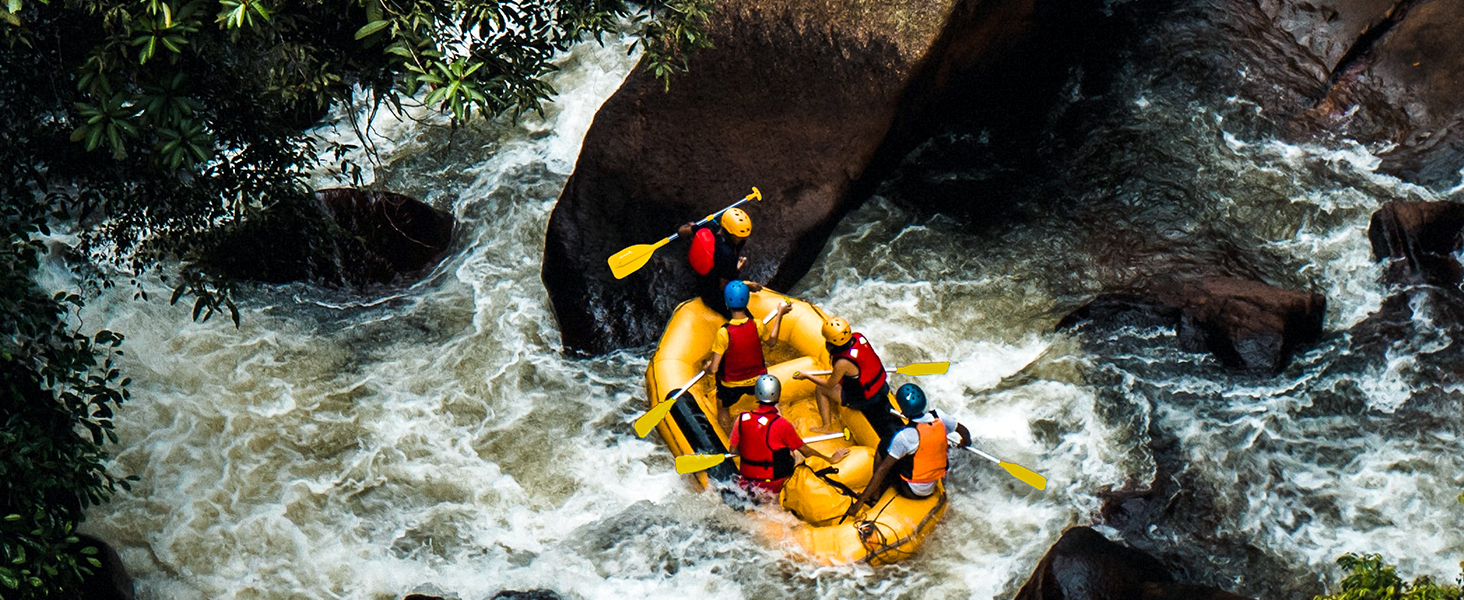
[799,362,945,376]
[675,429,850,474]
[965,445,1001,464]
[802,431,847,443]
[655,192,761,247]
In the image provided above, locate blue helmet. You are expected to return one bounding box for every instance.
[724,280,750,310]
[896,384,927,418]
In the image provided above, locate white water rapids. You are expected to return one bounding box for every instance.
[66,29,1463,600]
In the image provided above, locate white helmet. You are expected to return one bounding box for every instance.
[753,374,781,404]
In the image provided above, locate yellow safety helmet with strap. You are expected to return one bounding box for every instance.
[822,317,852,346]
[720,208,752,238]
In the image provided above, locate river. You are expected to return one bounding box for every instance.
[74,13,1462,600]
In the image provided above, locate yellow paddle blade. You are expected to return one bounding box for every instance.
[675,453,731,475]
[633,398,679,438]
[1000,461,1047,491]
[894,362,949,376]
[607,237,671,279]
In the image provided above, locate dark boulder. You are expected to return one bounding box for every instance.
[1271,0,1464,186]
[490,591,563,600]
[1058,277,1326,373]
[314,188,455,279]
[1014,527,1253,600]
[67,535,134,600]
[542,0,1038,354]
[1367,200,1464,287]
[201,189,453,290]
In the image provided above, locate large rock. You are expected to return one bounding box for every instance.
[1272,0,1464,186]
[542,0,1036,354]
[314,188,455,279]
[1014,527,1254,600]
[202,189,453,290]
[1367,200,1464,287]
[1058,277,1326,373]
[66,535,134,600]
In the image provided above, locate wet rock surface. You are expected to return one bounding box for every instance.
[490,591,563,600]
[203,189,453,290]
[542,0,1038,354]
[1273,0,1464,186]
[314,188,455,279]
[1367,200,1464,287]
[1013,527,1254,600]
[1058,277,1326,373]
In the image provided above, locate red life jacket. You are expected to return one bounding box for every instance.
[899,413,949,484]
[688,228,716,275]
[718,319,767,383]
[736,408,795,481]
[832,334,887,401]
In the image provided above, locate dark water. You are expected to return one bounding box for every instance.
[842,1,1464,596]
[72,3,1464,599]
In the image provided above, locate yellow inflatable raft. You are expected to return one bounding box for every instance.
[644,289,946,565]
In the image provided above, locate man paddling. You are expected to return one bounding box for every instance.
[679,208,757,318]
[731,374,849,496]
[844,384,971,520]
[794,316,905,447]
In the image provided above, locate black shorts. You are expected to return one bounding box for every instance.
[716,381,756,407]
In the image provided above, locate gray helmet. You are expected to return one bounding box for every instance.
[753,374,781,404]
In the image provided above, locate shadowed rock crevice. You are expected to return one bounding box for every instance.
[1013,527,1255,600]
[201,188,454,291]
[1058,277,1326,373]
[1312,0,1416,101]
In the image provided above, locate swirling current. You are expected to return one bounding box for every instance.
[67,11,1463,600]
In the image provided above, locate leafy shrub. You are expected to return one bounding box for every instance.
[1,188,135,596]
[1315,553,1463,600]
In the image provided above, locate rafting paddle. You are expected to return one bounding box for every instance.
[964,446,1047,491]
[633,371,705,438]
[674,428,853,474]
[632,307,788,438]
[796,361,950,378]
[607,187,763,279]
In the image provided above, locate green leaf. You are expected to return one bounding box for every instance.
[354,19,389,40]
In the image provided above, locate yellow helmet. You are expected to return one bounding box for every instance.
[720,208,752,238]
[822,316,852,346]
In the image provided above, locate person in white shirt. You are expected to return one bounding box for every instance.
[844,384,971,520]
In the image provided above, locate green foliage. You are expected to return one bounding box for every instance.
[1314,554,1464,600]
[1,170,135,597]
[0,2,713,598]
[634,0,715,90]
[0,0,713,294]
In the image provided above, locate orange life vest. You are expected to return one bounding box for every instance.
[900,414,949,484]
[719,319,767,383]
